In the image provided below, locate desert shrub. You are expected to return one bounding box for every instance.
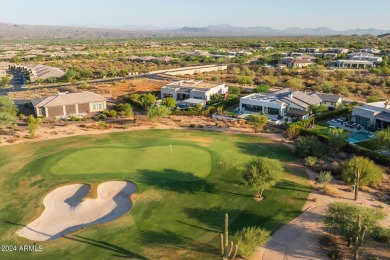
[295,136,325,158]
[236,227,270,259]
[97,121,107,129]
[323,187,341,197]
[304,156,318,167]
[109,110,117,118]
[318,171,332,187]
[372,227,390,243]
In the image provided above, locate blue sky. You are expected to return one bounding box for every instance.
[0,0,389,30]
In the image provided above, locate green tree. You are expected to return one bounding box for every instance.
[374,128,390,151]
[27,115,41,138]
[325,202,386,247]
[119,68,129,77]
[228,86,241,95]
[342,156,383,201]
[161,97,176,108]
[116,103,133,118]
[246,114,268,133]
[286,78,304,90]
[242,157,283,198]
[80,69,93,79]
[286,124,302,140]
[146,105,171,122]
[235,75,254,85]
[294,136,325,158]
[254,84,270,93]
[328,128,349,152]
[236,227,270,259]
[0,96,18,128]
[139,93,156,108]
[209,94,223,104]
[309,104,328,114]
[194,103,203,111]
[1,76,11,86]
[63,70,80,82]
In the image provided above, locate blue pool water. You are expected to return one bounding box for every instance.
[348,132,374,144]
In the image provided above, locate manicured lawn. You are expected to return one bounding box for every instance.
[0,129,311,260]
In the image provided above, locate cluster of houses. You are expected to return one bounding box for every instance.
[277,46,385,69]
[176,49,253,59]
[26,78,389,133]
[12,64,65,83]
[126,55,175,63]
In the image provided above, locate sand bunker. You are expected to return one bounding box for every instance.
[17,181,136,241]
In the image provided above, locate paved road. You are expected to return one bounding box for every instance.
[0,70,25,94]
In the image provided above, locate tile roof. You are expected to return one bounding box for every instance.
[312,93,341,103]
[292,91,322,105]
[32,92,106,108]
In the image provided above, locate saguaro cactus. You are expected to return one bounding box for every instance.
[220,213,238,260]
[353,214,367,260]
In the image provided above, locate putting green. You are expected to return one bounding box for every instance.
[50,145,212,180]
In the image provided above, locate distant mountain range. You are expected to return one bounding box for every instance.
[0,22,389,39]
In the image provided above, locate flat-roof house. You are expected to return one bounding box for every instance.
[352,101,390,130]
[327,48,348,54]
[347,52,382,63]
[31,92,106,118]
[359,47,381,54]
[310,93,342,110]
[334,60,375,69]
[240,88,340,119]
[306,48,320,53]
[160,80,228,107]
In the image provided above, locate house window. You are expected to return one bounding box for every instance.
[37,107,46,116]
[92,102,104,110]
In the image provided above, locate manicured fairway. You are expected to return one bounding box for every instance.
[0,129,311,260]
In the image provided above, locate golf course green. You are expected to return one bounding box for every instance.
[0,129,311,260]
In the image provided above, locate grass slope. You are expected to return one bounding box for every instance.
[0,130,311,260]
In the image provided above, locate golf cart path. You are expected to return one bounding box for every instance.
[251,163,390,260]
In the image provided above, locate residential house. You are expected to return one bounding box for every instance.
[240,88,340,120]
[352,101,390,130]
[160,80,228,107]
[31,92,107,118]
[307,48,320,53]
[334,60,375,68]
[327,48,349,54]
[13,64,65,83]
[127,55,174,63]
[348,52,382,63]
[310,93,342,110]
[359,47,381,54]
[279,56,315,68]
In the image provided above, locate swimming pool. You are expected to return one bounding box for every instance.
[348,132,374,144]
